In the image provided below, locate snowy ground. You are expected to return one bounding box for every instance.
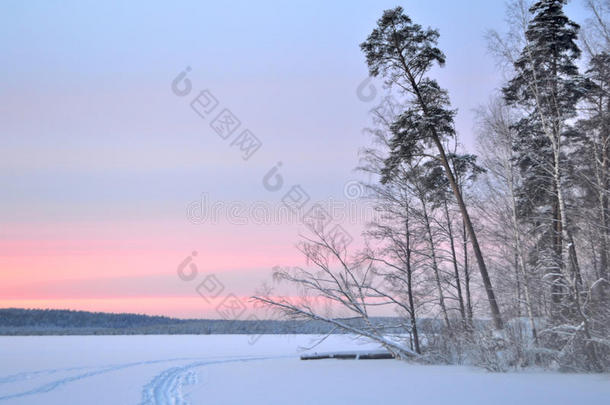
[0,335,608,404]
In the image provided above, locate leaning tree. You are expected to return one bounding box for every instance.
[360,7,504,329]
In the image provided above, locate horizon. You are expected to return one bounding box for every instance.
[0,0,591,318]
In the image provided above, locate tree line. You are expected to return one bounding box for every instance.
[1,308,435,336]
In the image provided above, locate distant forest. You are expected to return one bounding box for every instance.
[0,308,423,336]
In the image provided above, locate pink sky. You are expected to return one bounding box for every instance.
[0,219,309,317]
[2,1,589,318]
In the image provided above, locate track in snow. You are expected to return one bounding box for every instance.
[0,366,91,385]
[0,357,191,402]
[0,355,290,404]
[139,356,289,405]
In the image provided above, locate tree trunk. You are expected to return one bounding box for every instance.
[420,198,451,331]
[404,204,421,354]
[593,96,609,301]
[462,219,473,325]
[502,126,539,342]
[404,71,504,329]
[443,198,467,326]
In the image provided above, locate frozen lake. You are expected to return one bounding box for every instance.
[0,335,608,404]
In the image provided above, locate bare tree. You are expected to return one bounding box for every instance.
[476,97,539,343]
[253,228,418,359]
[581,0,610,58]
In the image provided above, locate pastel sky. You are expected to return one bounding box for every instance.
[0,0,589,318]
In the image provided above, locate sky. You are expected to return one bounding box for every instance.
[0,0,590,318]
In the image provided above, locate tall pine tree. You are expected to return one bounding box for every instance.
[361,7,504,329]
[503,0,585,318]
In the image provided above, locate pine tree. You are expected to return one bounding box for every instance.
[360,7,504,329]
[503,0,585,319]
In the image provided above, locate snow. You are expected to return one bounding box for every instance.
[0,335,608,404]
